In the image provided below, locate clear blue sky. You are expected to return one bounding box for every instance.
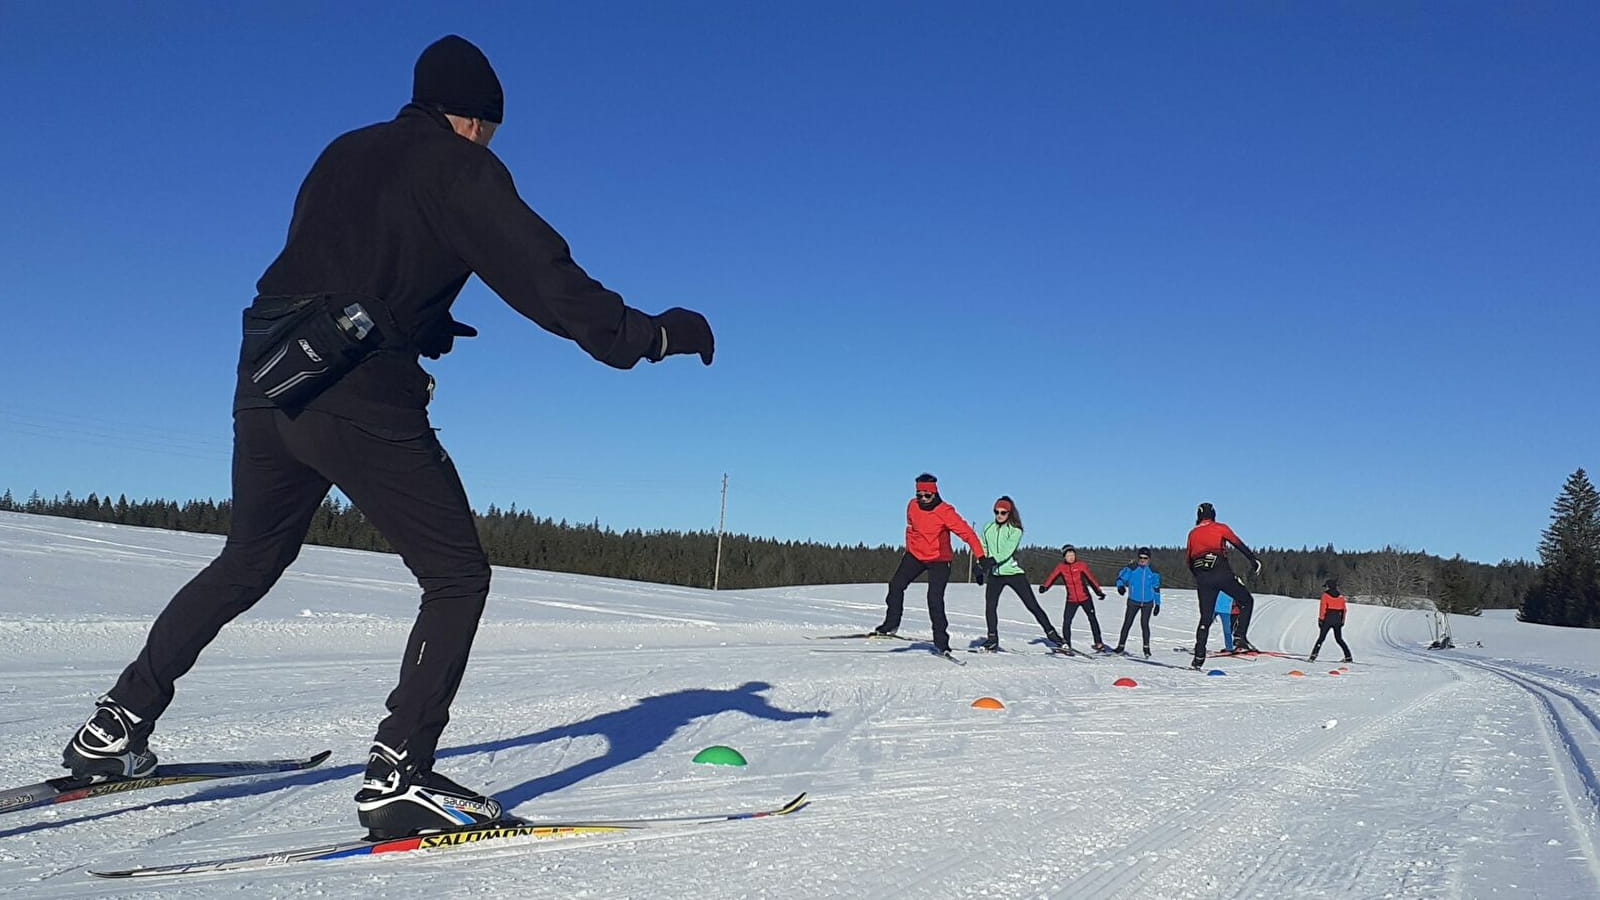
[2,2,1595,564]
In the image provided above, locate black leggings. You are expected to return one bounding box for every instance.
[1118,600,1153,649]
[984,573,1056,640]
[879,553,952,651]
[1192,563,1255,658]
[1061,599,1103,647]
[110,408,491,765]
[1314,610,1351,657]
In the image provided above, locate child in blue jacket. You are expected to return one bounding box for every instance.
[1214,591,1236,654]
[1112,548,1162,657]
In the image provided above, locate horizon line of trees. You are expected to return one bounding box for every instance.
[0,488,1534,611]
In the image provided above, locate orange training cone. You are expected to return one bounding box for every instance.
[1113,677,1138,688]
[1328,670,1342,676]
[971,697,1005,709]
[1288,670,1305,677]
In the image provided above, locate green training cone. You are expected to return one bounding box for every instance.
[692,745,748,766]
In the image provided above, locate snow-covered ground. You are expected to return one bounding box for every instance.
[2,511,1598,899]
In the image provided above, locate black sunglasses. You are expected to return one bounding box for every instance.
[915,491,935,499]
[994,509,1009,516]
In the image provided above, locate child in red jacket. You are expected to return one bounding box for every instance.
[1040,545,1107,651]
[1310,578,1353,662]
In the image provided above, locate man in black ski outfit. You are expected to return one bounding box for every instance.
[63,35,715,840]
[1185,502,1262,667]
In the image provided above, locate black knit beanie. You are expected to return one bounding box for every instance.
[413,35,503,123]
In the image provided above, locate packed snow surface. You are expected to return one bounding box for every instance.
[2,511,1598,898]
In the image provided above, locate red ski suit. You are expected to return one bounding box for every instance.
[1041,561,1103,603]
[904,499,983,563]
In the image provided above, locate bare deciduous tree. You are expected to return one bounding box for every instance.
[1351,546,1434,608]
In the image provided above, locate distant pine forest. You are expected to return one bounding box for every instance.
[1,490,1531,611]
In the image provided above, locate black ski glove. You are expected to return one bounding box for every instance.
[977,556,996,574]
[1117,585,1127,596]
[648,307,715,365]
[419,319,479,359]
[1153,603,1161,617]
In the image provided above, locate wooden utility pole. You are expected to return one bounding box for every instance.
[713,474,728,590]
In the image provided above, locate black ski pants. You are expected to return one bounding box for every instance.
[1061,599,1103,647]
[1313,610,1351,658]
[983,573,1056,641]
[879,553,951,651]
[109,407,491,765]
[1192,562,1255,659]
[1117,600,1154,650]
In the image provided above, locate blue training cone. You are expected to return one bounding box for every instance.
[1206,669,1227,676]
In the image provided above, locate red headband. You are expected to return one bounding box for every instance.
[993,498,1013,512]
[915,480,938,493]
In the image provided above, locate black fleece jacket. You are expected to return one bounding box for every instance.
[236,104,658,432]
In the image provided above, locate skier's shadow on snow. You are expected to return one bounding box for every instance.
[440,680,830,811]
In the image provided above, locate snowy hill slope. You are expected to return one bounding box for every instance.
[2,511,1598,898]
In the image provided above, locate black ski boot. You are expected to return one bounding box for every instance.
[1308,650,1319,662]
[1045,630,1064,648]
[355,742,502,840]
[1342,655,1354,663]
[1142,645,1151,659]
[63,695,157,778]
[975,635,1000,653]
[1111,644,1126,655]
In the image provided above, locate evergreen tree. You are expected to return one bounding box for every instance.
[1437,555,1482,617]
[1521,469,1600,627]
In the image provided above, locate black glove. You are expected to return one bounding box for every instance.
[419,319,479,359]
[649,307,715,365]
[1117,585,1127,596]
[1153,603,1161,617]
[977,556,996,574]
[1038,584,1050,593]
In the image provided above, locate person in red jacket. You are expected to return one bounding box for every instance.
[1310,578,1353,662]
[872,474,989,656]
[1185,501,1262,667]
[1040,545,1107,651]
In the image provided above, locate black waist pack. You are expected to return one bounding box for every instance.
[241,294,393,410]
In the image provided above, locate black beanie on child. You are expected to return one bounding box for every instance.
[413,35,503,123]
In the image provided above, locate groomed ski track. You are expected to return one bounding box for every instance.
[2,512,1599,898]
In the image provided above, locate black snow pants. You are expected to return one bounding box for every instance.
[879,553,952,652]
[108,407,491,765]
[983,573,1056,641]
[1192,561,1255,660]
[1313,610,1352,658]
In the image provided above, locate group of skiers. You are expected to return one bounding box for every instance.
[871,475,1354,668]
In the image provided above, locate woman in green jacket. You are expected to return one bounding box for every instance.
[978,497,1063,651]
